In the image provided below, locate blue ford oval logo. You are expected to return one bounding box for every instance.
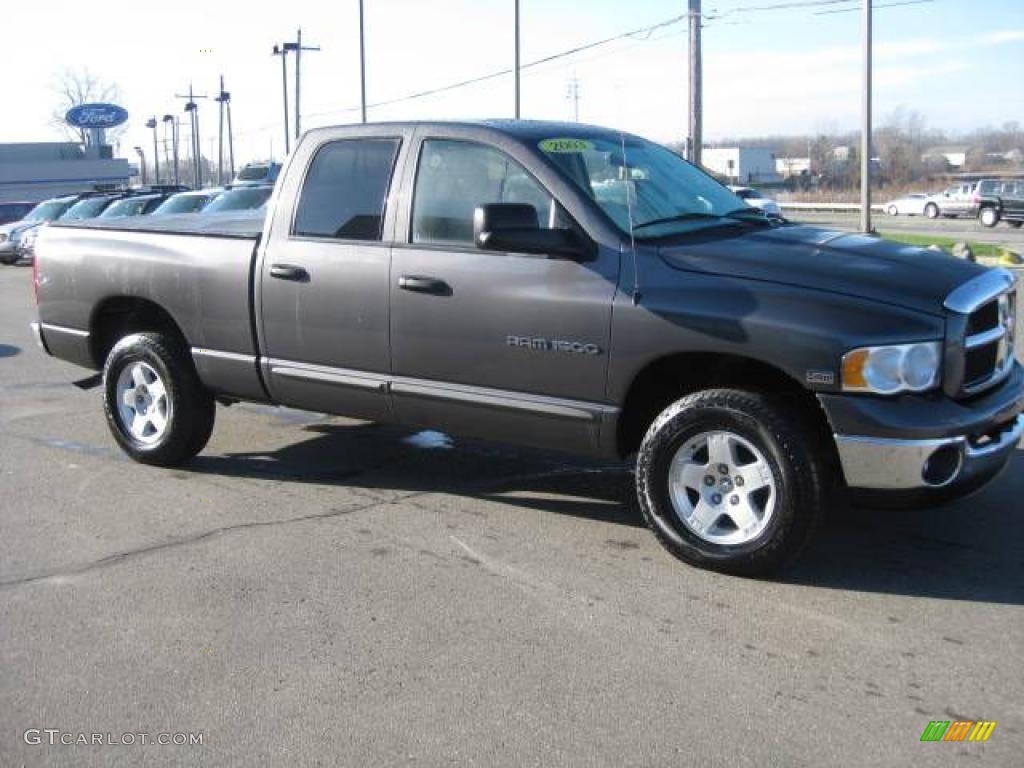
[65,103,129,129]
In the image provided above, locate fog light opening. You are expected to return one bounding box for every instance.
[922,445,962,487]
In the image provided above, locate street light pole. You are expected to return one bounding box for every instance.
[514,0,521,119]
[272,44,291,155]
[215,78,236,184]
[176,84,208,188]
[163,115,179,186]
[359,0,367,123]
[860,0,873,234]
[134,146,147,185]
[688,0,702,166]
[145,117,160,185]
[216,75,226,186]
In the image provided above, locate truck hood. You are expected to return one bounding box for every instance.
[658,224,989,315]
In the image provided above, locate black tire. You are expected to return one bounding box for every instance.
[924,203,939,219]
[635,389,830,577]
[102,332,215,466]
[979,208,999,228]
[0,254,18,266]
[887,205,898,216]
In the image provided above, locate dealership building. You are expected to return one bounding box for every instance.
[0,142,132,203]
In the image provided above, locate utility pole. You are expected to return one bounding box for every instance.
[145,117,160,185]
[860,0,872,234]
[225,92,235,182]
[290,28,320,141]
[688,0,702,166]
[163,115,180,186]
[359,0,367,123]
[176,84,208,189]
[216,76,225,186]
[514,0,521,119]
[566,74,580,122]
[272,43,291,154]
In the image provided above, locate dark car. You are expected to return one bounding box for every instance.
[970,179,1024,228]
[0,201,35,226]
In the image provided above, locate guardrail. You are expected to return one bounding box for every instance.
[778,202,885,212]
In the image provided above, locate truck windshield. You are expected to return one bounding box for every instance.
[537,136,750,239]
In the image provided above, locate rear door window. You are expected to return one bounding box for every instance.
[293,138,400,241]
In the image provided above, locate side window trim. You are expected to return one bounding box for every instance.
[289,136,403,243]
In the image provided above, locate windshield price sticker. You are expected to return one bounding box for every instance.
[539,138,594,153]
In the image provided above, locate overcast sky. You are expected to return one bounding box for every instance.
[3,0,1022,168]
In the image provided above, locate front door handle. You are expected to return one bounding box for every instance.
[269,263,309,281]
[398,275,451,295]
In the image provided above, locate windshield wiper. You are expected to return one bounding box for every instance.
[631,212,722,231]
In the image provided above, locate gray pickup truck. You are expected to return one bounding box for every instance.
[31,120,1023,576]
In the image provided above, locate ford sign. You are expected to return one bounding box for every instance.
[65,103,129,129]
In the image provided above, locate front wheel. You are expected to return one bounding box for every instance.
[635,389,829,576]
[887,205,898,216]
[102,332,215,466]
[924,203,939,219]
[978,208,999,227]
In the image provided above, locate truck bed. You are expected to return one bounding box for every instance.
[35,216,266,401]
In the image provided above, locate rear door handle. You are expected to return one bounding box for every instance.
[269,263,309,281]
[398,275,451,295]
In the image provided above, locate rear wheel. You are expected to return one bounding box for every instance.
[887,205,898,216]
[979,208,999,228]
[102,332,215,466]
[924,203,939,219]
[635,389,828,577]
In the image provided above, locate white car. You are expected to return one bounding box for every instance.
[883,193,928,216]
[728,186,782,218]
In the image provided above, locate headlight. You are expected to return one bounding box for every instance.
[842,342,942,394]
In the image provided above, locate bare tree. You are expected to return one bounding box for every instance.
[50,68,126,146]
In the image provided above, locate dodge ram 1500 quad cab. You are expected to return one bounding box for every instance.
[32,120,1023,575]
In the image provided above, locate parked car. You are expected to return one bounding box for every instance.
[59,193,128,221]
[98,194,170,219]
[728,186,781,218]
[923,182,975,219]
[151,189,223,215]
[883,193,928,216]
[0,201,36,226]
[200,185,273,214]
[0,195,79,264]
[969,179,1024,228]
[232,161,281,187]
[32,120,1023,577]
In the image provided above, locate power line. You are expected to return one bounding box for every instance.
[814,0,934,14]
[301,12,689,122]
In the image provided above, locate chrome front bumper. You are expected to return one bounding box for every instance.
[835,414,1024,490]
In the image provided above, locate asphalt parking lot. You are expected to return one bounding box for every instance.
[1,266,1021,767]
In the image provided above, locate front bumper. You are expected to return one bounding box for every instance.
[834,414,1023,491]
[821,362,1024,492]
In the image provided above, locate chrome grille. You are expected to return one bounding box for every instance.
[945,270,1018,398]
